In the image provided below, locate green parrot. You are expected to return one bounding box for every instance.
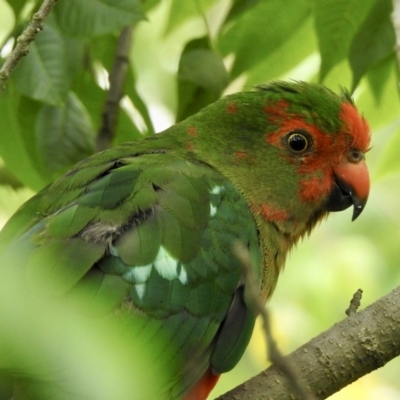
[0,81,370,399]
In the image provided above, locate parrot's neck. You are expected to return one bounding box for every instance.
[165,116,325,242]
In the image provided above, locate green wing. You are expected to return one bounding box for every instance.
[0,150,261,398]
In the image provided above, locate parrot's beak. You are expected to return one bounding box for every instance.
[324,160,369,221]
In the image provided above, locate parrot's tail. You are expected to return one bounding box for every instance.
[183,369,220,400]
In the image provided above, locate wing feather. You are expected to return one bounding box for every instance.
[0,153,262,399]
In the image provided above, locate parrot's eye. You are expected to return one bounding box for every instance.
[287,131,310,153]
[348,149,364,163]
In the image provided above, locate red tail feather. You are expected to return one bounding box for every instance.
[184,370,220,400]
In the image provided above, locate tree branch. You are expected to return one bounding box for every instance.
[217,285,400,399]
[96,25,133,151]
[0,0,59,93]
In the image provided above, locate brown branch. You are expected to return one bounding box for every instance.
[96,25,133,152]
[217,285,400,399]
[0,0,59,93]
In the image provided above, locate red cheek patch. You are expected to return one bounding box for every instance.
[253,203,290,222]
[299,173,332,202]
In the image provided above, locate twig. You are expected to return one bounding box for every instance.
[0,0,59,93]
[233,241,316,400]
[345,288,363,316]
[96,25,133,151]
[217,284,400,400]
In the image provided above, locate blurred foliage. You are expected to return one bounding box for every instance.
[0,259,170,399]
[0,0,400,398]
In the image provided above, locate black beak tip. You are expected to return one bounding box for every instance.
[324,180,367,221]
[352,205,363,221]
[351,199,367,221]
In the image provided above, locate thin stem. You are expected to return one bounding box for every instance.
[0,0,59,93]
[96,25,133,151]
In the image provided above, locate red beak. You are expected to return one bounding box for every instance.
[325,160,370,221]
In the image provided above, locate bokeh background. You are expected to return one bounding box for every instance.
[1,0,400,398]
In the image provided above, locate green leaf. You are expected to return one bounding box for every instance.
[142,0,162,13]
[0,1,16,43]
[164,0,215,36]
[0,272,168,398]
[349,0,395,91]
[219,0,311,78]
[357,62,400,131]
[72,35,117,134]
[13,16,75,106]
[90,33,119,71]
[4,0,28,18]
[71,68,106,134]
[367,55,396,105]
[177,37,228,121]
[112,106,144,146]
[64,35,86,79]
[0,372,12,399]
[314,0,375,81]
[124,67,155,135]
[224,0,260,24]
[320,58,352,91]
[246,16,316,85]
[373,121,400,179]
[0,166,23,189]
[0,84,45,190]
[35,92,96,178]
[16,96,46,176]
[55,0,145,38]
[88,34,154,135]
[179,40,228,90]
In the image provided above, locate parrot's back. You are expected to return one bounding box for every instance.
[0,143,261,399]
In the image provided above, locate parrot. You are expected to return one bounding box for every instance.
[0,81,370,399]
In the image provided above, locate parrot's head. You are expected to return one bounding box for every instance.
[180,81,370,242]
